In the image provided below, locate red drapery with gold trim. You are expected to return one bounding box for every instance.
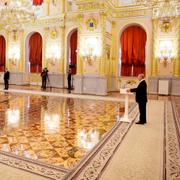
[33,0,43,6]
[0,36,6,72]
[29,33,42,73]
[120,26,146,76]
[70,30,77,75]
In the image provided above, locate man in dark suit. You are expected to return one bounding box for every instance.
[129,74,147,124]
[67,69,72,91]
[4,68,10,90]
[41,68,49,90]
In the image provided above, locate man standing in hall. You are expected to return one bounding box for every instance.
[4,68,10,90]
[41,67,49,90]
[128,74,147,124]
[67,69,72,91]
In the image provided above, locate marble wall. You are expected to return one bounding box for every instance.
[148,77,180,95]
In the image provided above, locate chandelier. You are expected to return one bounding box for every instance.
[0,0,36,30]
[134,0,179,19]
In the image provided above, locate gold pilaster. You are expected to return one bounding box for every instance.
[45,0,50,16]
[60,26,65,73]
[174,17,180,76]
[61,0,65,13]
[43,27,49,68]
[110,21,117,76]
[19,30,25,72]
[76,14,84,75]
[6,31,10,70]
[100,12,107,76]
[152,19,158,76]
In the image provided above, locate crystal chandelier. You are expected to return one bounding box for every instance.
[152,0,179,19]
[0,0,36,30]
[134,0,179,19]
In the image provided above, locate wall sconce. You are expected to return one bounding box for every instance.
[84,47,97,66]
[46,44,60,66]
[9,46,20,66]
[48,53,57,66]
[158,40,174,66]
[80,37,101,66]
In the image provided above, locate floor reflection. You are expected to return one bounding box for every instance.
[0,92,128,169]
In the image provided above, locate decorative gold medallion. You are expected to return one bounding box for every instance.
[50,29,58,39]
[160,18,173,33]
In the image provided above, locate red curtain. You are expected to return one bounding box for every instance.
[29,33,42,73]
[33,0,43,6]
[0,36,6,72]
[120,26,146,76]
[121,28,133,76]
[70,30,77,75]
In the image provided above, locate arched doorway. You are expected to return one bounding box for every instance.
[120,25,147,76]
[67,29,78,75]
[28,32,42,73]
[0,35,6,71]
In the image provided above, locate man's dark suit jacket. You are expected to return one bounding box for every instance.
[4,71,10,80]
[130,80,147,103]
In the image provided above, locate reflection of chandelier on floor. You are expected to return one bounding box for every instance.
[0,0,37,30]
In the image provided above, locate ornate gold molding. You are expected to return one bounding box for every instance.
[114,8,151,18]
[24,16,65,28]
[77,2,105,11]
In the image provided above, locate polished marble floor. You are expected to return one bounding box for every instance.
[0,92,128,169]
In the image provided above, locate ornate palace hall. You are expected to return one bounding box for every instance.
[0,0,179,179]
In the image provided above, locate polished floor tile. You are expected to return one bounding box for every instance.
[0,92,128,169]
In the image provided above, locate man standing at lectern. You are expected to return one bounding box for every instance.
[128,74,147,124]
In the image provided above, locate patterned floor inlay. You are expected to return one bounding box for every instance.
[0,92,135,179]
[65,104,138,180]
[164,101,180,180]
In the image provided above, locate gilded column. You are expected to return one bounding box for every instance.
[174,17,180,76]
[61,0,65,13]
[20,30,25,72]
[110,21,117,76]
[45,0,50,16]
[100,12,107,76]
[6,31,10,70]
[60,26,65,73]
[151,19,158,76]
[43,27,49,68]
[76,14,84,75]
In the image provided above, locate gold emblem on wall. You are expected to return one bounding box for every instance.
[86,18,97,31]
[50,29,58,39]
[160,18,173,33]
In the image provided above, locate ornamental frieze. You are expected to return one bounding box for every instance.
[78,2,105,11]
[114,8,151,18]
[25,16,65,28]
